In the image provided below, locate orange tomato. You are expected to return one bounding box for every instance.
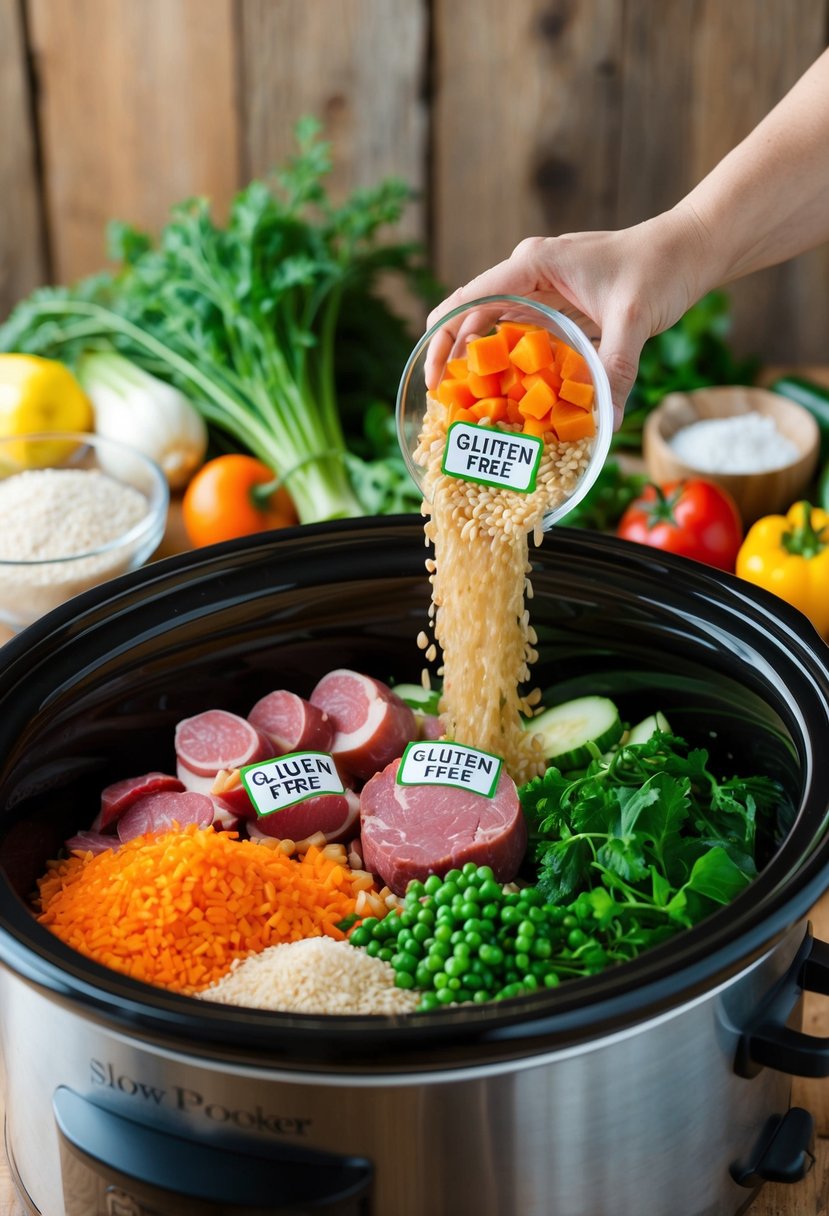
[182,454,298,548]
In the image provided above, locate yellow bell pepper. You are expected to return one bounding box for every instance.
[0,354,93,465]
[736,501,829,638]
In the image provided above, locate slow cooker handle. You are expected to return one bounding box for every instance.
[739,935,829,1078]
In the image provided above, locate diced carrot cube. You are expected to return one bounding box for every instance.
[518,378,557,420]
[500,366,522,394]
[523,366,562,394]
[522,416,549,439]
[467,332,511,377]
[437,378,476,409]
[470,396,508,422]
[497,321,536,350]
[551,400,596,441]
[558,345,592,383]
[467,370,503,398]
[449,405,479,425]
[510,329,556,374]
[559,379,595,408]
[447,357,469,380]
[506,399,524,425]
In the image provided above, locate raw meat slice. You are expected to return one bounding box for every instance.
[419,714,444,741]
[175,709,271,777]
[208,769,256,819]
[309,670,417,781]
[99,771,185,829]
[248,788,360,844]
[247,690,334,755]
[359,758,527,895]
[117,791,215,843]
[64,830,117,856]
[209,796,241,832]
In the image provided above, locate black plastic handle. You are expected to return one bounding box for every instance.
[53,1086,372,1214]
[739,934,829,1078]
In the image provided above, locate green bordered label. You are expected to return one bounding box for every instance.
[240,750,344,818]
[396,741,502,798]
[442,421,543,493]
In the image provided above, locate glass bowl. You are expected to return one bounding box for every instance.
[0,431,169,632]
[395,295,613,528]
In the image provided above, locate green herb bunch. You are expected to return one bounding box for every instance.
[520,731,784,945]
[0,117,440,521]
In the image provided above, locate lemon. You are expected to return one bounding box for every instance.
[0,354,94,467]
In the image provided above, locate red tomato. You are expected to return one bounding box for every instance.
[616,479,743,572]
[182,454,298,548]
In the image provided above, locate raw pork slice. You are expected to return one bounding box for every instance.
[208,769,256,820]
[99,771,185,829]
[64,830,117,856]
[117,791,215,843]
[248,789,360,844]
[310,670,417,781]
[248,690,334,755]
[359,759,527,895]
[175,709,271,777]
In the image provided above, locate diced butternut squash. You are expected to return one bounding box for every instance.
[518,378,558,420]
[498,321,536,350]
[467,370,503,398]
[470,396,509,423]
[558,346,591,384]
[437,378,476,409]
[510,329,556,374]
[506,399,525,425]
[467,332,511,377]
[523,366,562,394]
[551,400,596,441]
[447,356,470,381]
[559,379,595,409]
[522,416,549,439]
[502,369,526,402]
[448,404,479,425]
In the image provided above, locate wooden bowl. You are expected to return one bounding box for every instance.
[642,386,820,525]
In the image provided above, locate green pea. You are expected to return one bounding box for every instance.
[479,943,504,966]
[482,903,500,920]
[360,917,379,934]
[473,990,490,1004]
[444,957,466,979]
[532,939,553,959]
[447,977,461,991]
[462,861,479,879]
[434,923,452,944]
[454,988,473,1003]
[459,901,479,919]
[424,875,442,895]
[419,992,440,1011]
[544,973,560,989]
[349,927,371,948]
[433,972,449,989]
[515,935,533,954]
[378,947,394,962]
[412,923,431,944]
[395,971,415,990]
[415,963,433,987]
[444,869,462,885]
[425,952,445,973]
[528,906,546,923]
[480,919,496,936]
[522,974,539,991]
[365,940,381,958]
[436,987,456,1005]
[500,906,521,926]
[563,914,579,929]
[463,931,483,951]
[416,907,436,926]
[393,951,419,974]
[476,865,495,883]
[515,952,530,971]
[518,920,536,939]
[453,942,471,964]
[567,929,588,949]
[479,879,502,903]
[406,880,427,900]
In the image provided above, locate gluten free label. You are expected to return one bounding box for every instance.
[240,751,344,817]
[396,742,502,798]
[442,422,543,493]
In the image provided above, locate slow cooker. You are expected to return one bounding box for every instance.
[0,518,828,1216]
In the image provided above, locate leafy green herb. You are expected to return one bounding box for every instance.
[520,731,784,945]
[0,117,440,523]
[564,459,649,531]
[614,291,760,450]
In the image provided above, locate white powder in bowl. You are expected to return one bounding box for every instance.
[668,411,800,473]
[0,467,150,628]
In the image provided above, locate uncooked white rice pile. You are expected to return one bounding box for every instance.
[414,394,592,784]
[197,937,420,1015]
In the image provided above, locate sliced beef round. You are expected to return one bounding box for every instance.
[117,791,215,843]
[247,788,360,845]
[310,670,417,782]
[64,830,117,856]
[99,771,186,830]
[248,690,334,756]
[359,759,527,896]
[175,709,271,778]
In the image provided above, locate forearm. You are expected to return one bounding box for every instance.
[674,48,829,296]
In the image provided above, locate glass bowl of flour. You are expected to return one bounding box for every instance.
[0,432,168,632]
[643,386,820,525]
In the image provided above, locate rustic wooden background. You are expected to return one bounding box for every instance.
[1,0,829,361]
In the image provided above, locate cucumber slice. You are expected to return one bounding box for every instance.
[627,712,672,745]
[391,683,442,715]
[525,695,623,769]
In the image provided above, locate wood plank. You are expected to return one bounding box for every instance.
[0,0,47,319]
[432,0,624,293]
[686,0,829,364]
[239,0,428,244]
[26,0,241,284]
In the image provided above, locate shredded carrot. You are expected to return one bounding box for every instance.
[36,826,372,995]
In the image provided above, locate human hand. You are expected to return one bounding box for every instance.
[426,215,702,426]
